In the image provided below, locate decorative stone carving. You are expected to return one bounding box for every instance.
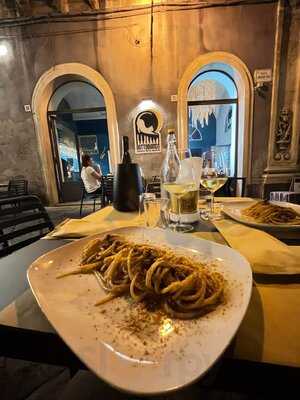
[53,0,69,14]
[274,108,292,161]
[87,0,100,10]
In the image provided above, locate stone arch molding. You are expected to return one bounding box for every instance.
[177,51,254,181]
[32,63,120,204]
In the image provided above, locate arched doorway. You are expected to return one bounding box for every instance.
[32,63,120,205]
[177,52,253,181]
[48,81,112,202]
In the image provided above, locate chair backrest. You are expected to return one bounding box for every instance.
[102,175,114,203]
[215,177,246,197]
[146,182,161,197]
[8,179,28,196]
[151,175,161,182]
[290,177,300,193]
[0,195,54,258]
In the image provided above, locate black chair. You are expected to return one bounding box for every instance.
[0,195,54,258]
[101,175,114,207]
[0,195,83,375]
[79,181,102,216]
[215,177,246,197]
[151,175,161,182]
[146,181,161,197]
[8,178,28,196]
[0,178,28,199]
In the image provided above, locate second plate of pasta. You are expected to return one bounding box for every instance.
[223,200,300,237]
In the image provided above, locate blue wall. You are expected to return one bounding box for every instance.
[75,119,110,175]
[189,113,216,157]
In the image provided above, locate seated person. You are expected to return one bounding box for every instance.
[81,154,102,194]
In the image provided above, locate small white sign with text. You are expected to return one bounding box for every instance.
[254,69,272,83]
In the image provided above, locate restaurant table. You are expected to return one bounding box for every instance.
[1,207,300,396]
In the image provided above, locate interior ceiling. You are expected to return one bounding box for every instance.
[49,81,105,111]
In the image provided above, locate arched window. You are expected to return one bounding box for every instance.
[188,70,238,176]
[177,52,254,184]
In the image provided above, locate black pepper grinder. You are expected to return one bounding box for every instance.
[113,136,143,212]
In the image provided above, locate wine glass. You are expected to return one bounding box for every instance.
[162,148,197,232]
[200,150,228,220]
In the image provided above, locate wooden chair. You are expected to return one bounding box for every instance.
[0,195,54,258]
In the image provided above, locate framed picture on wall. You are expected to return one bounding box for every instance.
[133,109,163,154]
[78,134,98,155]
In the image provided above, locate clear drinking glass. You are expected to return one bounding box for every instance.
[162,148,197,232]
[200,150,228,220]
[139,193,161,228]
[160,197,171,228]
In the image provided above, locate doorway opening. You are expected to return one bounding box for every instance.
[48,81,110,203]
[188,69,238,176]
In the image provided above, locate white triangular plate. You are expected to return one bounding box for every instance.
[28,227,252,395]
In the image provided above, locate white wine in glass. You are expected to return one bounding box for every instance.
[200,177,228,193]
[201,151,228,219]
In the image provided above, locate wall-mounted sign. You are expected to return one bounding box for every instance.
[134,109,163,154]
[254,69,272,83]
[78,134,98,155]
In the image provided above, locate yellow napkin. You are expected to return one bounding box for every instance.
[46,207,143,239]
[213,219,300,274]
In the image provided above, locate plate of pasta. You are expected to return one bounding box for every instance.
[223,200,300,235]
[27,227,252,395]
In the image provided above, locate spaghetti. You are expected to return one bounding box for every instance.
[57,234,225,320]
[241,200,300,225]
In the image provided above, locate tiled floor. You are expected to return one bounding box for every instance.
[46,203,99,227]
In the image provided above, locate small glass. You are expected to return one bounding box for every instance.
[213,201,224,219]
[139,193,161,228]
[160,197,171,229]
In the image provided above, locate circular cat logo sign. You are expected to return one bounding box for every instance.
[134,110,163,154]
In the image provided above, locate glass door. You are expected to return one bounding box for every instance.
[48,114,82,202]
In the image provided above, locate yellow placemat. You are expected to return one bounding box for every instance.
[233,282,300,367]
[213,219,300,275]
[46,207,143,239]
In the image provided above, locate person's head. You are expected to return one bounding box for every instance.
[82,154,92,167]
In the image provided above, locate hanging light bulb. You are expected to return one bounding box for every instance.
[0,44,8,57]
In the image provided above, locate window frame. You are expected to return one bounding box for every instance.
[187,69,239,176]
